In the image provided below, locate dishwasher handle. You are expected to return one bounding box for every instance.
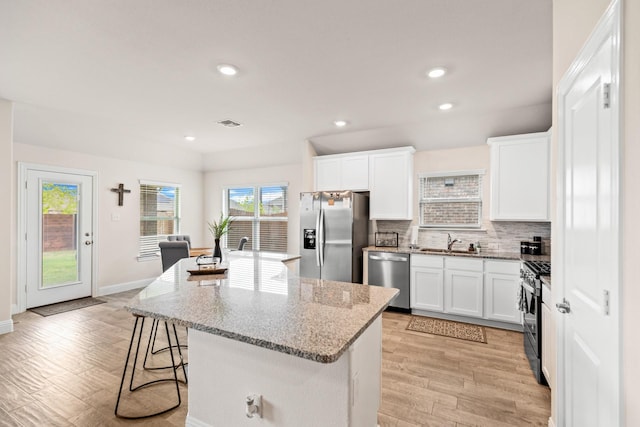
[369,254,408,262]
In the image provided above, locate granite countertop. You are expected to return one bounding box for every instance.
[125,252,397,364]
[364,245,547,261]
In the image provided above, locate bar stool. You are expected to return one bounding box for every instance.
[115,315,187,419]
[143,318,188,380]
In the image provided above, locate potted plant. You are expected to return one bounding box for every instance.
[207,214,234,261]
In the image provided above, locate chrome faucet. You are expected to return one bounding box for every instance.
[447,233,462,252]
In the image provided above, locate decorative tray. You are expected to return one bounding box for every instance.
[187,267,227,275]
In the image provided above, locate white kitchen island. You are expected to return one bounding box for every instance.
[125,251,398,427]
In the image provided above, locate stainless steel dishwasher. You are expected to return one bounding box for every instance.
[368,251,410,310]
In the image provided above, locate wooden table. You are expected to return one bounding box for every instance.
[189,247,212,257]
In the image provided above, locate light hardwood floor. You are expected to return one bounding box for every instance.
[0,291,550,426]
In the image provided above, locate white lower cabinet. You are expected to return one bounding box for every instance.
[410,255,522,327]
[541,286,554,387]
[444,269,483,317]
[410,255,444,312]
[483,260,521,324]
[541,301,552,383]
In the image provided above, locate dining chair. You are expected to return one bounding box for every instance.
[167,234,191,249]
[238,236,250,251]
[159,241,190,272]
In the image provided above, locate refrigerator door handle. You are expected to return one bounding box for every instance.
[315,210,321,267]
[318,209,325,267]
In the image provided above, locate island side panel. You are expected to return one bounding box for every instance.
[186,316,383,427]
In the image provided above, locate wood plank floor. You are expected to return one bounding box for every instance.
[0,291,550,426]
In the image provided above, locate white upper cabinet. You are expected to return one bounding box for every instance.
[314,154,369,191]
[488,131,550,221]
[369,147,415,220]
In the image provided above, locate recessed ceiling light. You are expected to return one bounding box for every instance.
[334,120,349,127]
[184,135,196,142]
[427,67,447,78]
[438,103,453,110]
[217,64,238,76]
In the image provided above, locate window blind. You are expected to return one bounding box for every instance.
[225,184,288,252]
[139,181,181,258]
[419,172,483,228]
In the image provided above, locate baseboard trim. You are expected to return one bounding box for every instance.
[548,417,555,427]
[97,278,154,296]
[186,413,210,427]
[0,319,14,335]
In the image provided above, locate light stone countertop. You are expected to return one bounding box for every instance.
[125,251,398,364]
[364,245,551,263]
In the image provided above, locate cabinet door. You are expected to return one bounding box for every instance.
[369,150,413,220]
[484,272,521,323]
[541,301,553,386]
[488,132,550,221]
[410,267,444,311]
[341,155,369,191]
[315,158,342,191]
[444,269,483,317]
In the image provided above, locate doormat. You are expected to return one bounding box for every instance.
[29,297,106,317]
[406,316,487,343]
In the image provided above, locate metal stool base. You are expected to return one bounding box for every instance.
[115,316,184,419]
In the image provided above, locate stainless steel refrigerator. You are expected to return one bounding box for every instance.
[299,191,369,283]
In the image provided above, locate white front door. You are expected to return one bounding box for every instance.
[25,168,94,308]
[556,1,620,425]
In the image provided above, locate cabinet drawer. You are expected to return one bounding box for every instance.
[444,257,483,272]
[484,260,520,275]
[411,254,444,269]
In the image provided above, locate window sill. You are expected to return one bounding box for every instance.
[137,254,160,262]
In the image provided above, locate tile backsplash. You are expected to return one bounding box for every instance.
[372,220,551,254]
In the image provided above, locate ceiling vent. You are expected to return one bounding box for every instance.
[217,119,242,128]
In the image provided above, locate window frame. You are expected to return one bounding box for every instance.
[223,183,288,252]
[138,179,181,260]
[418,170,485,229]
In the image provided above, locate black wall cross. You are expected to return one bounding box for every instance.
[110,183,131,206]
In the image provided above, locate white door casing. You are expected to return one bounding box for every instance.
[556,1,621,425]
[17,163,97,311]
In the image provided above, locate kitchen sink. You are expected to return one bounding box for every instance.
[419,248,475,255]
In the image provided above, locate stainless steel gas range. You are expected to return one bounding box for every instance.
[520,260,550,385]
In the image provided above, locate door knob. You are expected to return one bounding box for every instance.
[556,298,571,314]
[85,240,93,246]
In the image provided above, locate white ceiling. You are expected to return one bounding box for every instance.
[0,0,552,170]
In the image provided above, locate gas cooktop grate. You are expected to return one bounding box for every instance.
[524,260,551,276]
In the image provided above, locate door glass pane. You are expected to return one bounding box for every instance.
[41,182,79,287]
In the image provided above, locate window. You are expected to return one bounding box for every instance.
[419,171,484,228]
[225,184,288,252]
[139,180,181,258]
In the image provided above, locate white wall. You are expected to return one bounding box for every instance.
[12,142,204,302]
[553,0,640,424]
[204,163,303,254]
[0,99,14,332]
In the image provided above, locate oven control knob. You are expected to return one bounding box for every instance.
[556,298,571,314]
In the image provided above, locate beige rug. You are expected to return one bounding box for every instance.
[406,316,487,343]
